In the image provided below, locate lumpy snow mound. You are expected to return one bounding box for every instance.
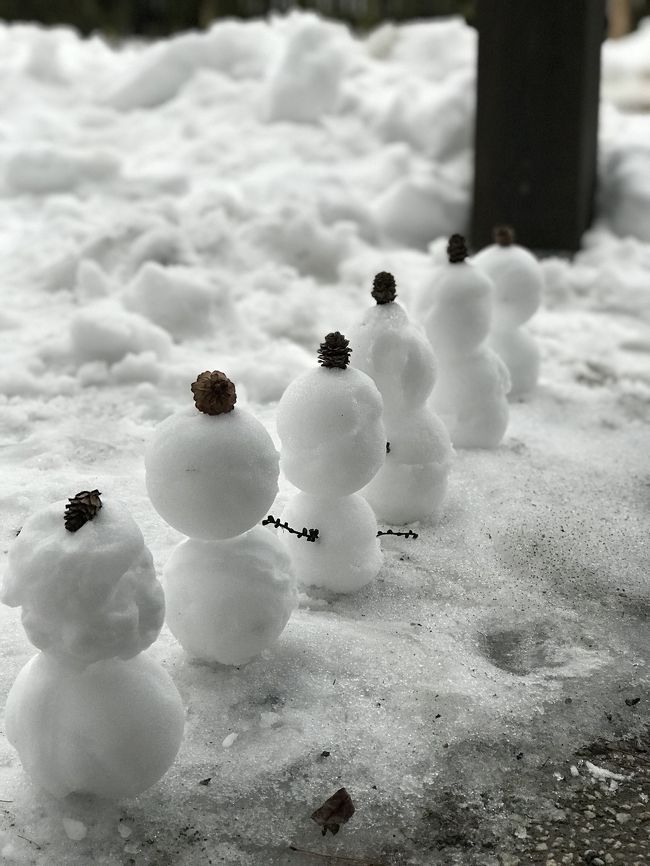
[0,13,649,866]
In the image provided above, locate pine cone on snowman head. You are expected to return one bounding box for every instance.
[318,332,351,369]
[371,272,397,305]
[64,490,102,532]
[447,234,468,264]
[191,371,237,415]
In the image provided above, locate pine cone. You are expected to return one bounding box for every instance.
[318,332,351,369]
[447,234,468,264]
[191,371,237,415]
[371,272,397,305]
[64,490,102,533]
[493,225,515,246]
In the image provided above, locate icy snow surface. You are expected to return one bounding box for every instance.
[0,12,649,866]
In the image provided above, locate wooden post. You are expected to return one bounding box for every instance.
[471,0,605,252]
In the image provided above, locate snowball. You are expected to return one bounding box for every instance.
[163,526,297,665]
[264,21,345,123]
[362,408,452,524]
[277,366,385,496]
[123,262,216,340]
[350,301,436,415]
[423,261,495,357]
[5,652,184,799]
[280,492,381,592]
[472,244,543,328]
[384,406,453,466]
[5,146,119,194]
[145,405,279,540]
[2,499,165,665]
[364,460,449,526]
[488,327,540,400]
[430,345,511,449]
[70,301,172,366]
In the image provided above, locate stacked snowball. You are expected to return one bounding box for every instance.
[1,491,185,799]
[423,235,511,449]
[350,272,453,524]
[277,332,386,592]
[473,225,544,399]
[145,371,297,665]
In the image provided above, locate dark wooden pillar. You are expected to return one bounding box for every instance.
[471,0,605,252]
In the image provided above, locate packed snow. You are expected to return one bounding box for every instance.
[145,400,279,540]
[2,497,164,665]
[163,526,296,665]
[350,277,452,523]
[424,238,511,448]
[473,229,544,399]
[0,10,649,866]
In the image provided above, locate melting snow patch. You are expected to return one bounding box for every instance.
[62,818,87,841]
[584,760,630,782]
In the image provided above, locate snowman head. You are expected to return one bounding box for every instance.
[427,234,493,356]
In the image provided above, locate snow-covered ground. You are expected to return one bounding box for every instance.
[0,12,649,866]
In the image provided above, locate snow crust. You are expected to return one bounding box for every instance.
[0,12,649,865]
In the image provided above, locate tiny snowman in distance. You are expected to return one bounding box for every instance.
[145,371,279,540]
[277,332,385,593]
[424,234,511,449]
[148,372,297,666]
[350,272,453,525]
[472,225,543,399]
[2,490,185,800]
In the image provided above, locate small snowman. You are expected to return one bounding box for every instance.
[2,490,185,799]
[145,372,297,666]
[424,234,511,449]
[276,332,386,593]
[472,225,544,399]
[350,272,453,525]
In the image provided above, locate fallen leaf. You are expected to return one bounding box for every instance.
[311,788,355,836]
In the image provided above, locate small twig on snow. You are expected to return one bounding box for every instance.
[262,515,319,542]
[376,528,418,540]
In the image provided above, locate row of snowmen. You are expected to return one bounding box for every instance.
[1,228,543,801]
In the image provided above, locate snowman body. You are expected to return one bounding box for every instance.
[350,287,452,525]
[424,241,511,449]
[473,236,543,399]
[145,372,297,665]
[277,343,386,593]
[1,495,184,799]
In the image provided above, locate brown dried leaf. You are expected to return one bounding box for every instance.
[311,787,355,836]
